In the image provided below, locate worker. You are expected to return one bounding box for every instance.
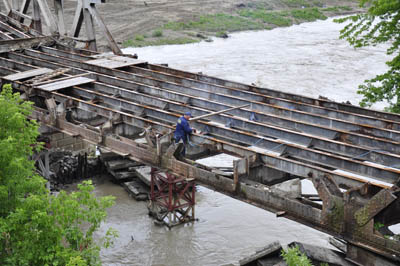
[174,111,196,156]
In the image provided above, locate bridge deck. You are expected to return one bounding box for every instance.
[1,12,400,264]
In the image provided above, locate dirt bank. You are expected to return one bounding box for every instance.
[52,0,362,50]
[1,0,363,50]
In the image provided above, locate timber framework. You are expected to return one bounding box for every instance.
[1,1,400,265]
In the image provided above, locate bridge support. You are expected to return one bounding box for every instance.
[149,167,196,228]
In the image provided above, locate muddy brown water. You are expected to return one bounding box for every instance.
[94,18,393,265]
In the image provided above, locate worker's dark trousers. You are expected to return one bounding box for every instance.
[175,136,187,157]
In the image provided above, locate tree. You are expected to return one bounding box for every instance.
[336,0,400,113]
[0,85,117,265]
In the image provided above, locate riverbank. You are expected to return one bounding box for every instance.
[113,0,362,49]
[63,0,363,50]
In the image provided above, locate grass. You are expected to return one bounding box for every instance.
[163,13,266,32]
[322,6,352,12]
[239,9,292,26]
[216,31,228,37]
[122,37,199,48]
[283,0,324,8]
[123,2,354,48]
[290,7,327,21]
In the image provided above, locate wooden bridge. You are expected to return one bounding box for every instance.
[1,1,400,265]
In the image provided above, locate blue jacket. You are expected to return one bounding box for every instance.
[174,116,193,142]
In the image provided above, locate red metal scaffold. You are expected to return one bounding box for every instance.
[148,167,196,228]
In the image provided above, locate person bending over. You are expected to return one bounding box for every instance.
[174,111,196,157]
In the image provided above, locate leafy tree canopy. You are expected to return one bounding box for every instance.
[0,85,116,265]
[336,0,400,113]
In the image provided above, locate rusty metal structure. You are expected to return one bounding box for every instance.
[1,1,400,264]
[149,168,195,227]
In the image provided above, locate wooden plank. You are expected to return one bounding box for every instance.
[37,76,94,91]
[86,56,147,69]
[2,67,52,81]
[0,36,53,53]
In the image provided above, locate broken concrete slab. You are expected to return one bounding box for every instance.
[123,178,149,201]
[239,241,282,266]
[270,178,301,199]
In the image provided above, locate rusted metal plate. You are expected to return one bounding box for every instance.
[2,67,52,81]
[37,77,94,91]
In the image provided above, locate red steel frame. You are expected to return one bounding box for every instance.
[149,167,195,227]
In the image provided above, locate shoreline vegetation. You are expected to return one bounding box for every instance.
[122,0,362,48]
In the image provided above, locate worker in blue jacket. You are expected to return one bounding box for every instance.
[174,112,195,156]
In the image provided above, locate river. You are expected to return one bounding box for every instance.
[95,17,391,265]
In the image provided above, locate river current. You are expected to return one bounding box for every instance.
[95,17,391,265]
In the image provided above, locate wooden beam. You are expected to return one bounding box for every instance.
[31,0,41,33]
[83,7,96,51]
[36,0,56,33]
[53,0,65,35]
[70,0,83,37]
[19,0,31,22]
[87,4,121,55]
[0,36,53,53]
[2,0,11,13]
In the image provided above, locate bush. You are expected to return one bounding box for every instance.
[135,34,145,41]
[152,29,163,37]
[281,245,312,266]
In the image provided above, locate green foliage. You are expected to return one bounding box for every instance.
[374,221,385,230]
[122,37,199,48]
[336,0,400,112]
[281,245,313,266]
[320,263,329,266]
[290,8,327,21]
[152,29,163,37]
[0,85,116,265]
[163,13,265,32]
[0,84,43,217]
[238,9,292,26]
